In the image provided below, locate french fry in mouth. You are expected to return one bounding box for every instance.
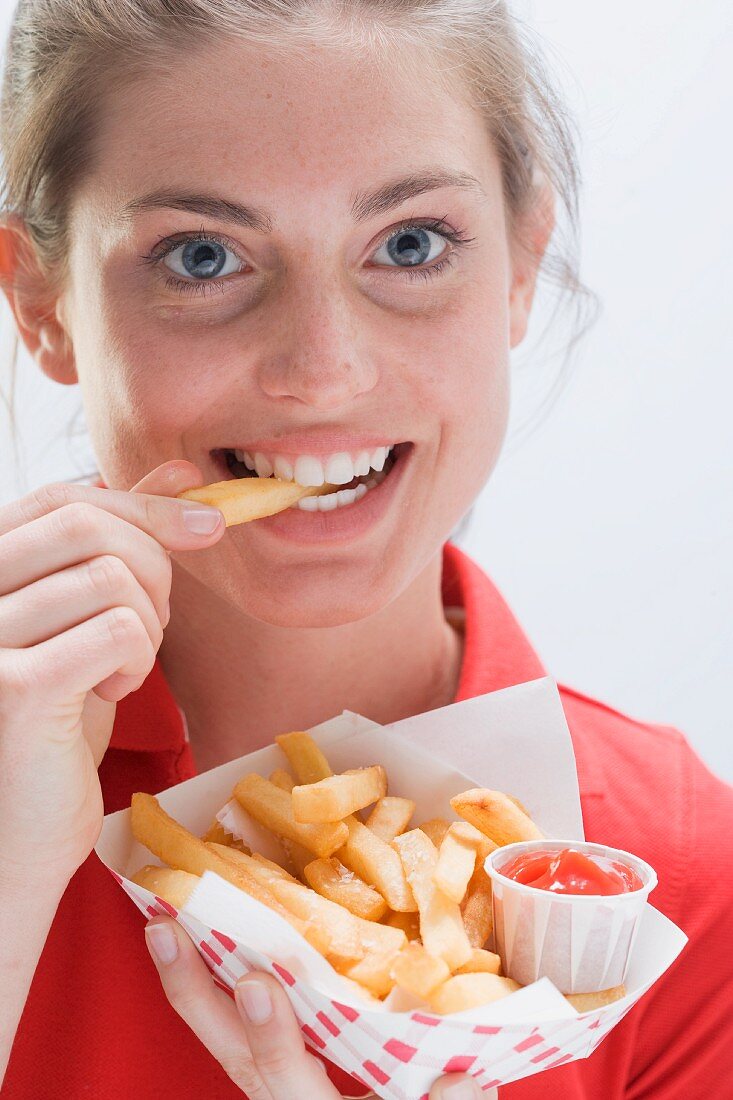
[177,477,336,527]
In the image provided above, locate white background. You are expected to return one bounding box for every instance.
[1,1,731,780]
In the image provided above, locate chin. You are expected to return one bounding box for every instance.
[176,545,409,629]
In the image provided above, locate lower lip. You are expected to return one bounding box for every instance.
[227,447,412,546]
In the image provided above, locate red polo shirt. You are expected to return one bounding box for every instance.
[5,544,733,1099]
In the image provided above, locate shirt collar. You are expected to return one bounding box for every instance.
[110,541,547,753]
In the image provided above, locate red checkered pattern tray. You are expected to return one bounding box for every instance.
[116,872,639,1099]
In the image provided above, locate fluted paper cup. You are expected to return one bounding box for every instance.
[486,839,657,994]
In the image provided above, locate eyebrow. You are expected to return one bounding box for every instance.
[120,168,486,231]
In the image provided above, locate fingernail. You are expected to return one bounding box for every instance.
[181,506,222,534]
[237,979,273,1024]
[441,1081,480,1100]
[163,600,171,626]
[145,922,178,965]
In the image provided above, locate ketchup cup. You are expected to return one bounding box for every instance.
[485,839,658,994]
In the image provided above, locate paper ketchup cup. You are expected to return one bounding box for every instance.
[485,839,658,994]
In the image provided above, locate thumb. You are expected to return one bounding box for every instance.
[130,459,207,498]
[81,688,117,768]
[429,1076,497,1099]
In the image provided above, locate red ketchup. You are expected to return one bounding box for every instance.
[499,847,644,895]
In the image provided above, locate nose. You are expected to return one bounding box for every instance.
[256,278,379,410]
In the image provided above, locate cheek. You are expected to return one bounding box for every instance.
[416,284,511,487]
[72,301,236,486]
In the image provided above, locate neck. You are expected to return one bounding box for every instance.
[159,549,463,772]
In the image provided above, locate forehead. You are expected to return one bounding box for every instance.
[81,36,501,219]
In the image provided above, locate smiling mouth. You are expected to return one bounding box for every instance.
[214,443,409,512]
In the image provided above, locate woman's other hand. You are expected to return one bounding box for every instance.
[145,915,496,1100]
[0,460,224,887]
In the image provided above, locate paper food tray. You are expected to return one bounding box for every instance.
[96,677,687,1099]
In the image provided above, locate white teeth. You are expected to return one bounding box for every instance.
[253,452,273,478]
[273,455,294,481]
[325,452,357,486]
[354,450,371,477]
[317,493,338,511]
[297,495,320,511]
[354,483,368,500]
[293,455,325,487]
[236,445,394,480]
[370,446,388,472]
[336,487,357,507]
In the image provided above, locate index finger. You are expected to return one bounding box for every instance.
[0,461,225,549]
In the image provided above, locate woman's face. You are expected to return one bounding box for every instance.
[60,39,544,627]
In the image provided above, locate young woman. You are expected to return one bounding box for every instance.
[0,2,730,1098]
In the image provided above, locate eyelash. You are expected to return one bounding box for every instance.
[140,218,476,299]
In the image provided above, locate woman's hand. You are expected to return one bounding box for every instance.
[0,460,224,888]
[145,916,496,1100]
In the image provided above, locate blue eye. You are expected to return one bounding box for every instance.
[373,226,447,268]
[163,237,242,280]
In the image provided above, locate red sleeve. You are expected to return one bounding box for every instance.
[626,737,733,1098]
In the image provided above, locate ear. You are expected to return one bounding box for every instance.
[0,215,77,385]
[507,178,556,349]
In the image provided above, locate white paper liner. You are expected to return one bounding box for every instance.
[96,677,687,1099]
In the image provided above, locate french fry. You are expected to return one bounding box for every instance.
[201,819,252,853]
[429,972,520,1015]
[461,865,494,949]
[341,947,400,998]
[281,838,316,881]
[292,766,387,823]
[390,942,450,1000]
[355,919,407,957]
[339,817,417,913]
[210,844,364,965]
[304,858,388,921]
[269,769,295,792]
[433,825,479,904]
[565,986,627,1013]
[275,731,333,783]
[454,948,502,975]
[130,794,330,954]
[393,829,472,971]
[382,910,421,941]
[234,773,348,858]
[447,821,498,862]
[250,852,299,882]
[267,771,314,874]
[130,865,200,910]
[266,769,315,878]
[365,796,415,841]
[177,478,335,527]
[418,818,451,848]
[450,789,542,847]
[211,844,406,964]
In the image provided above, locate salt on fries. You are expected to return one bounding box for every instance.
[177,478,335,527]
[130,734,626,1016]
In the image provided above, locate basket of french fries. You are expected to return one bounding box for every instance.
[96,678,687,1098]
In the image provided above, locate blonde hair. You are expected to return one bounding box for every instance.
[0,0,596,472]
